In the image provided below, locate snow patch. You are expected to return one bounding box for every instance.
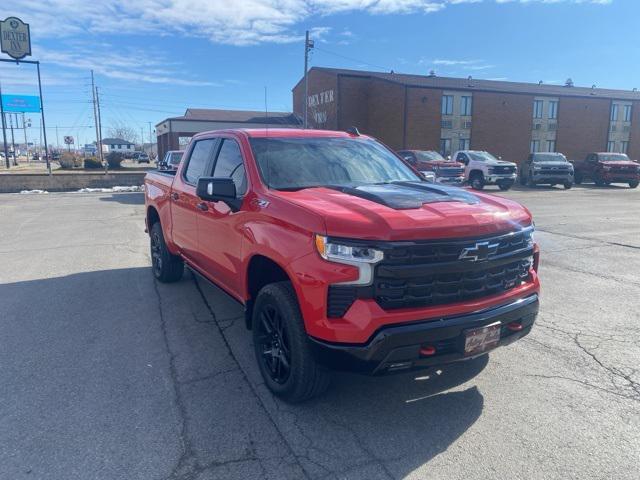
[20,189,49,194]
[76,185,144,193]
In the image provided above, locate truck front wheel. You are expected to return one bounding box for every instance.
[150,222,184,283]
[630,181,639,189]
[252,282,330,403]
[470,172,484,190]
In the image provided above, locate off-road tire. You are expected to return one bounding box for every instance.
[150,222,184,283]
[470,172,485,190]
[252,281,330,403]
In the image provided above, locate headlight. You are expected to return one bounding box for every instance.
[524,226,535,248]
[533,165,542,171]
[314,235,384,286]
[602,165,611,171]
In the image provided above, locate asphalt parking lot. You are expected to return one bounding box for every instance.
[1,185,639,480]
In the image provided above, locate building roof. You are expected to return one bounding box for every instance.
[163,108,302,125]
[301,67,640,101]
[101,138,134,145]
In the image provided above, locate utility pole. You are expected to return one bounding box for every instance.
[91,70,103,165]
[147,122,153,159]
[9,113,16,165]
[55,125,59,151]
[22,113,28,160]
[0,80,9,168]
[95,85,106,173]
[140,126,144,150]
[303,30,314,129]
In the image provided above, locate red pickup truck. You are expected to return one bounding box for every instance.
[573,152,639,188]
[145,129,540,402]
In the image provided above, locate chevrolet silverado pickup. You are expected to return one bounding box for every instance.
[573,152,639,188]
[144,129,540,402]
[519,152,574,189]
[453,150,518,191]
[397,150,465,185]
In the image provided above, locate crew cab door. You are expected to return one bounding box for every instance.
[170,138,217,263]
[196,136,248,298]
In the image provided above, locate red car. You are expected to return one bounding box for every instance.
[573,152,639,188]
[144,129,540,402]
[397,150,465,185]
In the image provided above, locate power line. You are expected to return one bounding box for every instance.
[313,46,394,72]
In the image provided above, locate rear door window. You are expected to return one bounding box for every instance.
[184,139,216,185]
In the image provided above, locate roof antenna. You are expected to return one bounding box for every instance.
[346,126,360,136]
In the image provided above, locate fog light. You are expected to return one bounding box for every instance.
[507,322,523,332]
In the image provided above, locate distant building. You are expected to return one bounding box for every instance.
[100,138,135,154]
[293,67,640,163]
[155,108,302,160]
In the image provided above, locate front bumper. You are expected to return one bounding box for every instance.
[531,173,573,183]
[437,176,465,185]
[309,294,539,375]
[485,173,517,185]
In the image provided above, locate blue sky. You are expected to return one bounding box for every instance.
[0,0,636,148]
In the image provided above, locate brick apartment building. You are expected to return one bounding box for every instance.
[292,67,640,164]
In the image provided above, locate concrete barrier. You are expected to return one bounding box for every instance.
[0,172,147,193]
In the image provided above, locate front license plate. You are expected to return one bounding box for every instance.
[464,322,501,356]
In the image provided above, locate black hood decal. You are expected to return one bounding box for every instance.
[328,182,480,210]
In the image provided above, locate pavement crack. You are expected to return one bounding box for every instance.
[191,271,312,480]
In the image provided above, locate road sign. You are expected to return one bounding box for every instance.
[1,94,41,112]
[64,136,74,145]
[0,17,31,60]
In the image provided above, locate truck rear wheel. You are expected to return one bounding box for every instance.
[630,181,639,189]
[252,282,330,403]
[150,222,184,283]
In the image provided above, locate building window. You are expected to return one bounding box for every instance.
[460,96,472,116]
[441,120,453,129]
[549,101,558,120]
[533,100,543,119]
[530,140,540,153]
[621,141,629,154]
[459,138,470,150]
[610,104,619,122]
[547,140,556,152]
[623,105,632,122]
[607,141,616,152]
[440,138,452,156]
[441,95,453,115]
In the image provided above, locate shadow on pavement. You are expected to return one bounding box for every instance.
[1,266,488,479]
[99,192,145,205]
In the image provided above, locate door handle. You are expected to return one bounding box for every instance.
[196,202,208,211]
[170,192,179,201]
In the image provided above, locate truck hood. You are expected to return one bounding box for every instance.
[533,161,573,168]
[275,182,531,241]
[600,161,639,168]
[427,160,464,168]
[488,160,517,167]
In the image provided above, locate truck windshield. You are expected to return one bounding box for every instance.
[250,137,421,190]
[467,152,499,162]
[415,151,446,162]
[533,153,567,162]
[599,154,631,163]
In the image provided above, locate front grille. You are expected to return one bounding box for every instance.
[372,228,533,310]
[438,167,465,177]
[611,167,638,174]
[538,167,570,175]
[492,166,515,174]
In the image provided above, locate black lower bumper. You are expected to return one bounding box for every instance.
[309,294,539,375]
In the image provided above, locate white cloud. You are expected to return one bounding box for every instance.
[12,0,612,46]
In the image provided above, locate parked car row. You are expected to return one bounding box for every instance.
[398,149,640,190]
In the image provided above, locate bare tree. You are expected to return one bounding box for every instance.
[107,122,138,144]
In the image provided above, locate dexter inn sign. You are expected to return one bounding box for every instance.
[307,89,334,125]
[0,17,31,60]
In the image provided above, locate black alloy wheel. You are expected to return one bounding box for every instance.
[256,304,291,385]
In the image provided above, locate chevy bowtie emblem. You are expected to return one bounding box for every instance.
[459,241,500,262]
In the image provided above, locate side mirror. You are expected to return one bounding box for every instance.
[196,177,240,211]
[420,171,436,183]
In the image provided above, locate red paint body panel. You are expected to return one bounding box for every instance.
[145,128,540,344]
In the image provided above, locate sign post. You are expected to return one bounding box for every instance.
[0,80,8,168]
[64,136,73,152]
[0,16,50,173]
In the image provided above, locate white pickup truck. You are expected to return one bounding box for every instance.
[452,150,518,191]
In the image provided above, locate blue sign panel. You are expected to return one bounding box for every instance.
[2,94,41,112]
